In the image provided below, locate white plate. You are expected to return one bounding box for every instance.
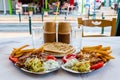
[61,63,107,74]
[45,51,76,58]
[20,67,60,74]
[50,54,67,58]
[15,63,60,74]
[61,65,92,74]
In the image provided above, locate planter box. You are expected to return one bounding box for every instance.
[44,11,48,17]
[29,11,33,16]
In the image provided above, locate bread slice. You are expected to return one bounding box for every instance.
[43,42,75,56]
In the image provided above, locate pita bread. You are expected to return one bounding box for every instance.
[43,42,75,56]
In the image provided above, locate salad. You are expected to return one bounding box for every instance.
[24,58,44,72]
[24,57,60,72]
[9,45,60,73]
[64,58,90,72]
[62,45,115,73]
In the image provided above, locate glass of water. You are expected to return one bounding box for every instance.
[71,22,82,52]
[32,23,43,48]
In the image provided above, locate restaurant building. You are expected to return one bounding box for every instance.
[0,0,118,15]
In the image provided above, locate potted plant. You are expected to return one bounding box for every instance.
[28,2,34,16]
[42,8,49,17]
[28,7,33,16]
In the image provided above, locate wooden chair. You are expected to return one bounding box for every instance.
[77,18,116,37]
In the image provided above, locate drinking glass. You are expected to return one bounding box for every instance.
[32,23,43,48]
[43,22,56,43]
[71,22,82,52]
[58,22,71,44]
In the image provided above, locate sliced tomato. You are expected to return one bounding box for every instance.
[46,55,57,61]
[62,54,76,63]
[62,56,67,63]
[90,61,104,70]
[9,56,18,63]
[66,54,76,59]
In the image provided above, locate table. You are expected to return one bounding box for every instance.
[67,5,76,14]
[0,37,120,80]
[22,4,37,14]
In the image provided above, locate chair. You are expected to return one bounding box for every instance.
[48,3,54,14]
[60,3,69,14]
[77,18,116,37]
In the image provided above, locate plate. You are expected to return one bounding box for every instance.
[44,50,76,58]
[47,54,71,58]
[61,65,92,74]
[44,53,66,57]
[20,67,60,74]
[43,42,76,57]
[45,49,76,58]
[61,63,106,74]
[52,54,66,58]
[15,63,60,74]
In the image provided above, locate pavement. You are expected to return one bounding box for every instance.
[0,7,117,23]
[0,32,30,38]
[0,23,30,38]
[0,7,118,38]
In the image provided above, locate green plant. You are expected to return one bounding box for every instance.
[33,0,39,2]
[42,8,49,12]
[48,0,57,3]
[28,2,34,11]
[28,7,33,11]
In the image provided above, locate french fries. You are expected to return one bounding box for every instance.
[11,45,29,56]
[100,46,111,51]
[81,45,114,63]
[10,44,44,58]
[83,45,102,50]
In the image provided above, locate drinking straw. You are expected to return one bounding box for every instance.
[81,0,84,14]
[54,2,60,21]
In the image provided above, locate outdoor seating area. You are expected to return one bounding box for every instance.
[47,1,77,15]
[15,0,78,15]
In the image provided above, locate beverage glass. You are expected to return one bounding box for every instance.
[43,22,56,43]
[58,22,71,44]
[32,23,43,48]
[71,22,82,52]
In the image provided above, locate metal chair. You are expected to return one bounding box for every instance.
[78,18,116,37]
